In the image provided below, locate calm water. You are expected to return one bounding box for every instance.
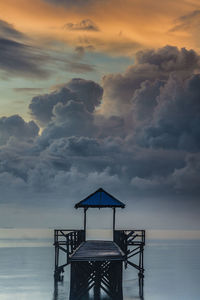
[0,240,200,300]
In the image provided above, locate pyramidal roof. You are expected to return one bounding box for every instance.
[75,188,125,209]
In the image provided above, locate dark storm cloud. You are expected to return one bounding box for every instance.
[0,38,51,78]
[34,79,104,145]
[66,78,103,112]
[131,80,164,122]
[41,135,184,188]
[137,74,200,151]
[0,19,25,40]
[29,87,77,126]
[0,45,200,205]
[135,46,200,73]
[47,136,101,157]
[95,115,126,138]
[102,46,200,112]
[0,115,39,145]
[65,19,99,31]
[29,78,103,125]
[41,100,95,140]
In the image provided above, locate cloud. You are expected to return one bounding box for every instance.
[13,88,45,94]
[101,45,200,115]
[131,80,164,123]
[2,0,200,60]
[0,33,95,79]
[0,38,51,78]
[101,46,200,152]
[66,61,95,73]
[171,153,200,194]
[47,136,101,157]
[135,46,200,74]
[74,46,86,59]
[74,46,95,59]
[45,0,104,8]
[95,115,126,138]
[168,10,200,49]
[44,100,95,139]
[137,74,200,151]
[29,78,103,126]
[0,115,39,145]
[0,115,39,193]
[0,19,25,40]
[66,78,103,112]
[65,19,99,31]
[170,10,200,32]
[29,87,76,126]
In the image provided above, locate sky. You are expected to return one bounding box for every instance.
[0,0,200,231]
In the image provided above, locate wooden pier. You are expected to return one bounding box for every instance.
[54,188,145,299]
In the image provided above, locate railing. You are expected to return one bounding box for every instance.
[114,230,128,254]
[114,230,145,251]
[54,229,85,267]
[114,230,145,274]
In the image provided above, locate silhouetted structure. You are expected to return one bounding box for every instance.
[54,188,145,299]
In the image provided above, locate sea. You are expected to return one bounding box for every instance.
[0,238,200,300]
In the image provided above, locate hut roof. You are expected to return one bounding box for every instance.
[75,188,125,209]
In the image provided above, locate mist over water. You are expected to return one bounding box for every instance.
[0,240,200,300]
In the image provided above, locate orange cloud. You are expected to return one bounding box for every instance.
[0,0,200,56]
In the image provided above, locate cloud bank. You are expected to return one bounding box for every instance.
[0,46,200,211]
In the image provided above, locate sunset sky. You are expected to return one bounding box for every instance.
[0,0,200,230]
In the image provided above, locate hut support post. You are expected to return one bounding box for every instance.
[84,208,88,241]
[113,208,116,241]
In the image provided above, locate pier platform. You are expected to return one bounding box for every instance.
[70,240,125,262]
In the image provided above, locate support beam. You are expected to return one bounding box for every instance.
[69,260,123,300]
[94,262,101,300]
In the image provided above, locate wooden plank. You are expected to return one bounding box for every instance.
[70,240,125,262]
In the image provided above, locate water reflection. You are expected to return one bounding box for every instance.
[53,275,144,300]
[2,240,199,300]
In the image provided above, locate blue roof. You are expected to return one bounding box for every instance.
[75,188,125,208]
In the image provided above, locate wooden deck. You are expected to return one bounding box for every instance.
[69,240,125,262]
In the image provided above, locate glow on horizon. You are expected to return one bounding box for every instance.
[0,229,200,248]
